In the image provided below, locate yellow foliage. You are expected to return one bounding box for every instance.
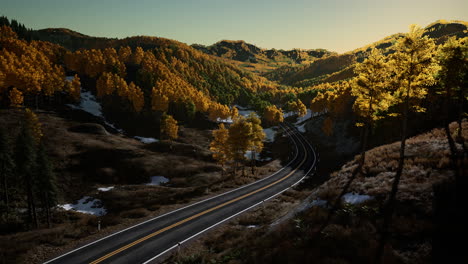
[24,108,43,144]
[8,87,23,107]
[161,114,178,140]
[287,99,307,117]
[0,29,68,103]
[227,116,253,162]
[210,123,229,167]
[264,105,284,124]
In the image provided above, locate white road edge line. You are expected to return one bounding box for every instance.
[142,124,317,264]
[43,125,300,264]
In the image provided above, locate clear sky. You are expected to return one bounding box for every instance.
[2,0,467,53]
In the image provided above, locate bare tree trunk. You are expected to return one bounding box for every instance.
[251,151,256,175]
[374,93,410,264]
[2,162,9,216]
[46,195,51,228]
[26,182,38,229]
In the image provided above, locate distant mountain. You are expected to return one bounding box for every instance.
[192,40,334,74]
[263,20,468,87]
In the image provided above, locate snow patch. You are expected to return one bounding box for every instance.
[217,117,234,124]
[98,186,114,192]
[67,91,103,118]
[58,196,106,216]
[147,176,169,186]
[134,136,159,144]
[263,127,277,142]
[283,111,295,118]
[310,199,328,208]
[342,192,373,204]
[66,77,124,133]
[296,123,306,133]
[246,225,258,228]
[295,109,313,124]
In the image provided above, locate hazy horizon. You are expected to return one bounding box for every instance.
[2,0,467,53]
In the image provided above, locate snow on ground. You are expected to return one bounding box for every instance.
[310,199,328,208]
[234,105,257,117]
[134,136,159,144]
[283,111,295,118]
[263,127,277,142]
[342,192,373,204]
[67,91,103,118]
[295,109,313,124]
[217,117,233,124]
[66,76,124,133]
[244,150,272,161]
[296,123,306,133]
[147,176,170,186]
[58,196,107,216]
[98,186,114,192]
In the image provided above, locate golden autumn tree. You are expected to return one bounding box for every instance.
[436,36,468,201]
[246,113,266,174]
[310,82,353,136]
[24,108,43,144]
[8,88,23,107]
[151,87,170,112]
[352,48,392,168]
[0,27,68,108]
[230,106,239,120]
[131,47,144,65]
[118,46,132,63]
[264,105,284,125]
[161,113,178,141]
[375,25,439,263]
[96,72,144,112]
[210,123,230,174]
[287,99,307,117]
[437,36,468,148]
[65,74,81,102]
[227,116,253,175]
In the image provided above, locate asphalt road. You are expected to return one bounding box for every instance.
[44,123,317,264]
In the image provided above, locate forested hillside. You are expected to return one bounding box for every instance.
[192,40,333,73]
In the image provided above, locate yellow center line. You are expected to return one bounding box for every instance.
[90,131,307,264]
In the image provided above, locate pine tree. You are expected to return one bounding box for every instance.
[375,25,438,263]
[436,36,468,215]
[36,143,58,228]
[352,48,392,170]
[0,128,15,216]
[15,123,38,228]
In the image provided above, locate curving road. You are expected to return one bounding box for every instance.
[44,123,317,264]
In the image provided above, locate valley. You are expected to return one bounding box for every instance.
[0,10,467,264]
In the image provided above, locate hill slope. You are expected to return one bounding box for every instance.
[192,40,334,73]
[265,20,468,87]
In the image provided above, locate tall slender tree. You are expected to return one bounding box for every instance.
[246,113,266,174]
[227,116,253,175]
[0,128,15,216]
[375,25,438,263]
[15,123,38,228]
[352,48,392,170]
[36,143,58,228]
[210,123,229,175]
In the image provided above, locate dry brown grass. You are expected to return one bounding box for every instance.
[315,121,467,214]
